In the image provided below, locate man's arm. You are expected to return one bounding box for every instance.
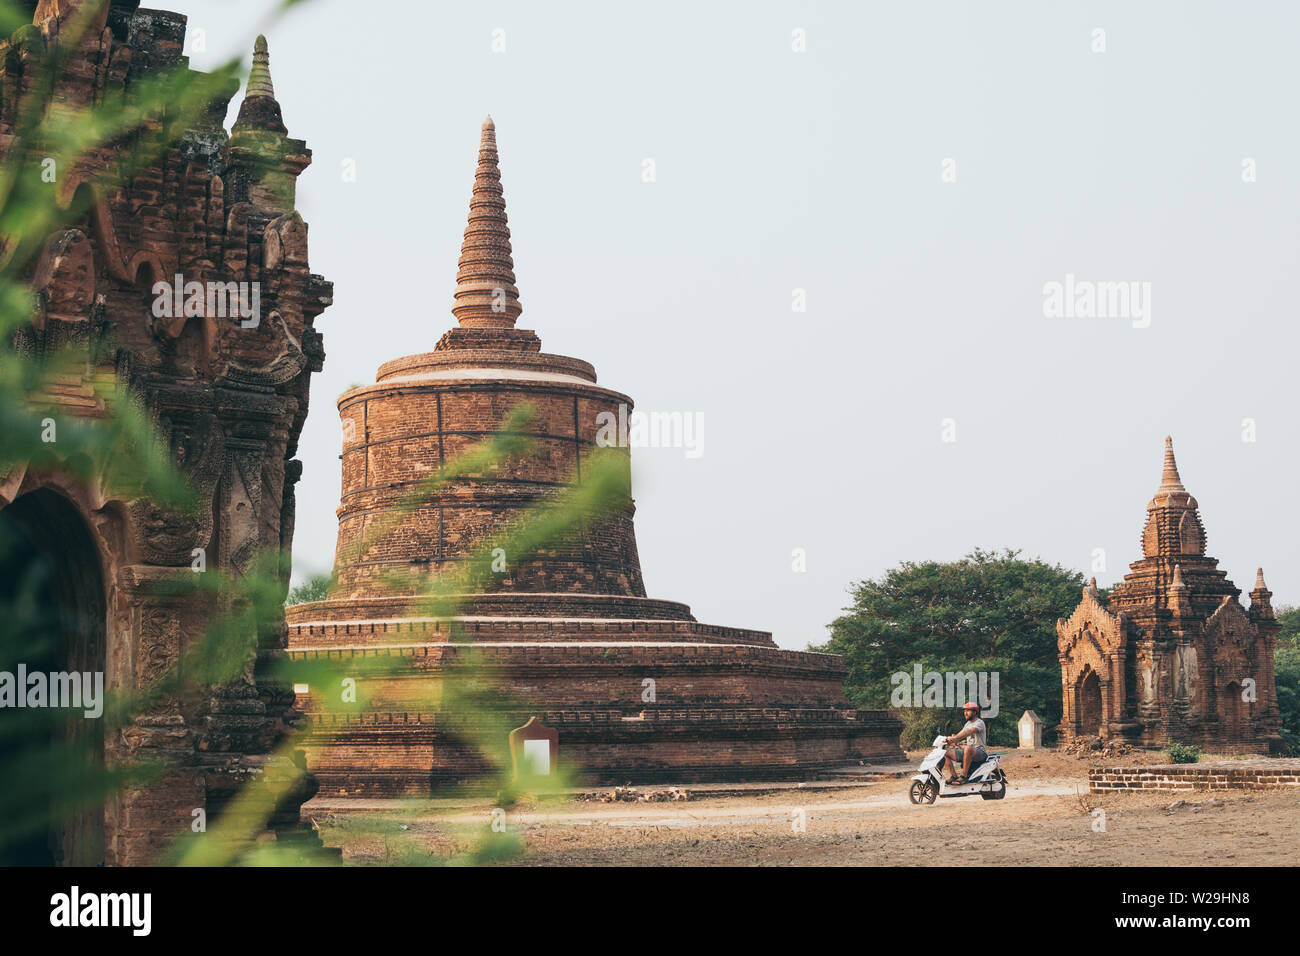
[946,726,973,745]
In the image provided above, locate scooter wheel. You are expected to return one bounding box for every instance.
[909,779,938,805]
[980,770,1007,801]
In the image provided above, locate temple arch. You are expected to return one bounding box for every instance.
[0,488,108,865]
[1077,667,1103,737]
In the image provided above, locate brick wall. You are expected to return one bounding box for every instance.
[331,376,646,600]
[1089,760,1300,793]
[302,708,904,794]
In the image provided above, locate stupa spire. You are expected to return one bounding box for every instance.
[1250,568,1275,621]
[248,34,275,99]
[452,116,522,329]
[1158,436,1186,494]
[234,34,287,134]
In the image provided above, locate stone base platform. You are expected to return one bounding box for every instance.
[301,707,904,795]
[285,614,773,648]
[1089,760,1300,794]
[286,593,700,626]
[286,619,904,796]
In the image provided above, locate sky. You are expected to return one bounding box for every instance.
[166,0,1300,650]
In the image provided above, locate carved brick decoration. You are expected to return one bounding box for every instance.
[286,119,904,792]
[0,3,332,863]
[1057,438,1283,754]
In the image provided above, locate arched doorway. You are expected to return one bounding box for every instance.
[1222,681,1243,743]
[0,489,107,865]
[1078,669,1103,737]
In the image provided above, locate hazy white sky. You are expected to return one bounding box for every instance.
[168,0,1300,649]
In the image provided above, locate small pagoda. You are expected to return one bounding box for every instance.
[286,119,903,792]
[1057,438,1283,753]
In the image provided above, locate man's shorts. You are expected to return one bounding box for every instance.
[969,746,987,764]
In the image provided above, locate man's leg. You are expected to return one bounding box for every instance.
[962,745,975,779]
[944,749,959,780]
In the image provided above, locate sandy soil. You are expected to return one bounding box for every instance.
[314,750,1300,866]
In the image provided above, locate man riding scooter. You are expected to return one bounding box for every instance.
[943,702,987,785]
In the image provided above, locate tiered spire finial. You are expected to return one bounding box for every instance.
[248,35,276,99]
[1158,436,1186,494]
[1250,568,1275,620]
[452,116,522,329]
[234,34,287,134]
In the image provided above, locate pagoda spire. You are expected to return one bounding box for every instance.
[1157,436,1186,494]
[247,34,275,99]
[452,116,522,329]
[234,34,287,134]
[1251,568,1275,621]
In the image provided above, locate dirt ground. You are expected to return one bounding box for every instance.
[312,749,1300,866]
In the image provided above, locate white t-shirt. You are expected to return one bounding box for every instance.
[962,718,987,749]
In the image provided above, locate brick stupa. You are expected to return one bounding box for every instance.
[1057,438,1283,753]
[286,119,903,792]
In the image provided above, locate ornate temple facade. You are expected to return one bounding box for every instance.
[1057,439,1283,753]
[285,119,904,792]
[1,2,330,863]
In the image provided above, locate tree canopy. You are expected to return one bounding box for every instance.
[1275,607,1299,754]
[286,574,331,607]
[814,548,1087,748]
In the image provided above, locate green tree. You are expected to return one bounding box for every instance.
[1274,607,1299,754]
[286,574,331,606]
[1277,605,1300,642]
[814,548,1086,748]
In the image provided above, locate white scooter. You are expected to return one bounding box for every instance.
[908,734,1008,804]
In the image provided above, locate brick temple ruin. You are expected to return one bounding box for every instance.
[0,2,331,862]
[285,118,904,793]
[1057,438,1283,754]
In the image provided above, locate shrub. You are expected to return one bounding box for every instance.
[1166,742,1203,764]
[897,707,949,751]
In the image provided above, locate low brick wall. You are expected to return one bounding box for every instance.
[1089,760,1300,793]
[302,707,905,794]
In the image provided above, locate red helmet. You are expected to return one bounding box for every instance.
[962,702,979,712]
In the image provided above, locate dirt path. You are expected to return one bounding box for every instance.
[317,753,1299,866]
